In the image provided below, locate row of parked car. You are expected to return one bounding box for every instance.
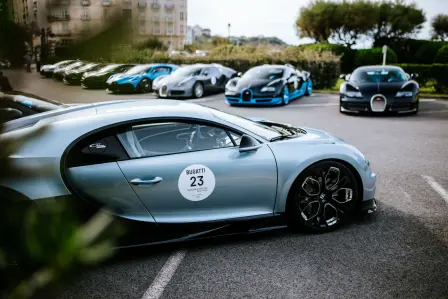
[39,59,314,105]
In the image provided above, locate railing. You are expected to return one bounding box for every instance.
[101,0,112,6]
[81,15,90,20]
[152,15,160,21]
[138,0,147,8]
[165,3,174,9]
[153,29,161,35]
[139,14,146,20]
[47,15,71,21]
[151,3,160,9]
[166,15,174,21]
[81,0,90,6]
[54,31,71,36]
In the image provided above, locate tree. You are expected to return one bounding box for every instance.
[372,0,426,46]
[331,0,377,47]
[212,36,229,46]
[431,14,448,41]
[296,0,340,42]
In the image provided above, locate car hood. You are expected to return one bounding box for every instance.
[248,117,344,144]
[158,75,193,86]
[108,73,142,82]
[349,81,405,96]
[234,78,274,90]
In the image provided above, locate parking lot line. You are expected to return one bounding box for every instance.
[421,175,448,205]
[141,250,187,299]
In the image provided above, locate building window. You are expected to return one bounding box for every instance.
[153,22,160,34]
[103,8,109,19]
[62,22,69,33]
[139,20,146,34]
[180,12,184,21]
[167,22,173,34]
[180,24,184,34]
[62,8,69,17]
[82,8,89,18]
[83,22,90,32]
[123,9,132,20]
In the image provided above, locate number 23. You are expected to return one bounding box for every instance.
[190,176,204,187]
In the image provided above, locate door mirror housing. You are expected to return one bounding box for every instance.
[0,108,23,123]
[410,73,419,79]
[237,72,242,77]
[239,135,262,153]
[339,74,346,80]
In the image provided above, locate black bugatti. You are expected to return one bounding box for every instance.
[339,65,420,114]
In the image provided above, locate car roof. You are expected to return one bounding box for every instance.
[354,65,403,71]
[255,65,288,70]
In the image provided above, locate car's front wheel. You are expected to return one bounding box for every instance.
[193,82,204,98]
[138,79,152,93]
[281,86,289,105]
[287,160,359,233]
[305,80,313,96]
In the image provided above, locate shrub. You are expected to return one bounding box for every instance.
[434,45,448,63]
[397,64,448,93]
[292,43,354,73]
[354,48,397,68]
[414,41,447,64]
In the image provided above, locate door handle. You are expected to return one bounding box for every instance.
[130,177,163,186]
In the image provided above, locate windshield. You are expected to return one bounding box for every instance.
[54,60,73,67]
[351,68,407,83]
[65,62,83,69]
[243,67,284,80]
[96,64,120,73]
[125,65,152,75]
[210,108,282,140]
[11,95,63,112]
[77,63,99,71]
[171,66,202,77]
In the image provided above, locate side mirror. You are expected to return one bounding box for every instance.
[339,74,346,80]
[411,73,419,79]
[237,72,242,77]
[0,108,23,123]
[239,135,262,153]
[203,72,209,76]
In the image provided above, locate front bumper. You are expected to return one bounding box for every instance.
[40,69,54,77]
[360,198,377,214]
[341,95,419,113]
[158,86,192,98]
[63,75,82,85]
[107,82,137,93]
[225,88,283,105]
[53,72,65,81]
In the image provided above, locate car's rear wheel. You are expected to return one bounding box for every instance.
[193,82,204,98]
[287,161,359,233]
[281,86,289,105]
[305,80,312,96]
[138,79,152,93]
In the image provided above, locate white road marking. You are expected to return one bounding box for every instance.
[419,110,448,114]
[290,103,339,107]
[420,99,437,102]
[142,250,187,299]
[421,175,448,205]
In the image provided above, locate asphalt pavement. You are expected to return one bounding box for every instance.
[4,70,448,299]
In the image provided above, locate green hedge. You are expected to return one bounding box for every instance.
[397,64,448,93]
[435,45,448,64]
[295,43,354,73]
[354,48,397,68]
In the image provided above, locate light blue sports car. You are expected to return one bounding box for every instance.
[1,100,376,247]
[106,63,179,93]
[225,64,313,106]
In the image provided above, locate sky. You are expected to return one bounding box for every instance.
[188,0,448,47]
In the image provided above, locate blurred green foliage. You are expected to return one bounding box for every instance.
[354,48,397,67]
[434,45,448,63]
[431,14,448,41]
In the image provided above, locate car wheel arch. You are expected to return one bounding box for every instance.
[278,158,364,214]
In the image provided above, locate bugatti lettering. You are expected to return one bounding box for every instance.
[178,164,216,201]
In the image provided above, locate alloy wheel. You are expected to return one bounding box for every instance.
[288,161,358,232]
[139,79,151,93]
[194,82,204,98]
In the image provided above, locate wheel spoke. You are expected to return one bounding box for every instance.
[300,200,320,221]
[325,167,340,190]
[332,188,353,204]
[301,177,321,196]
[323,203,338,226]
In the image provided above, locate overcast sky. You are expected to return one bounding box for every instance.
[188,0,448,47]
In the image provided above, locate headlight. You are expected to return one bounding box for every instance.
[346,91,363,98]
[130,76,140,82]
[396,91,413,97]
[261,86,276,92]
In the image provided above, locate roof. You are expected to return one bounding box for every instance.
[354,65,403,71]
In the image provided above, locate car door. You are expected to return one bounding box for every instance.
[285,68,298,96]
[200,67,216,92]
[116,120,278,224]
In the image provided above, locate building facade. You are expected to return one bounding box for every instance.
[10,0,188,50]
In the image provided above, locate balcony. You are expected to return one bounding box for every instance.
[81,0,90,6]
[166,30,174,35]
[165,2,174,10]
[152,14,160,21]
[81,15,90,20]
[123,0,132,6]
[153,29,161,35]
[138,0,147,8]
[47,15,70,21]
[45,0,69,7]
[166,15,173,22]
[101,0,112,6]
[151,2,160,9]
[139,14,146,20]
[55,31,71,37]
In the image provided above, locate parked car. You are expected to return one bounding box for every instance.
[0,99,377,249]
[155,64,238,99]
[63,62,106,85]
[106,64,179,94]
[339,65,420,114]
[225,64,312,106]
[81,64,136,89]
[0,60,11,69]
[40,60,76,78]
[0,91,65,123]
[53,61,86,81]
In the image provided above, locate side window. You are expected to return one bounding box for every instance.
[65,132,129,168]
[201,68,211,76]
[117,122,242,158]
[152,67,170,73]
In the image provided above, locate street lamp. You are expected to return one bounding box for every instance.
[228,23,231,42]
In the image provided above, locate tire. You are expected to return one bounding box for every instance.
[193,82,204,98]
[138,79,152,93]
[286,160,359,233]
[409,101,419,115]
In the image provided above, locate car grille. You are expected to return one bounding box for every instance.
[171,90,185,95]
[345,102,369,111]
[371,95,387,112]
[242,90,252,102]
